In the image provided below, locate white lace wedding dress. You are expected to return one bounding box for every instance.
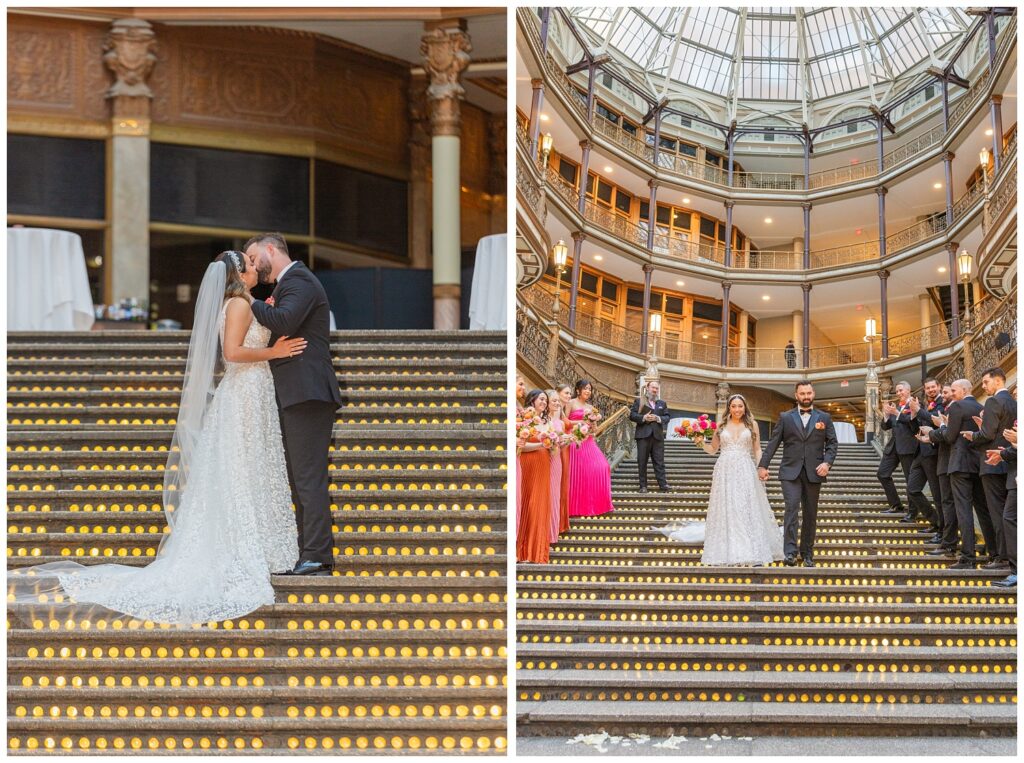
[657,426,784,566]
[12,304,298,625]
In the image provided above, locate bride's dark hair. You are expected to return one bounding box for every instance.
[523,389,549,422]
[721,394,758,441]
[214,251,249,299]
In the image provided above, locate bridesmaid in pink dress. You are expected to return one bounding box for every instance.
[546,391,566,542]
[567,379,614,517]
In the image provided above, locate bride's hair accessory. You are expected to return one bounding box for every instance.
[228,251,244,274]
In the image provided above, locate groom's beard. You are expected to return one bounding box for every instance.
[257,262,273,284]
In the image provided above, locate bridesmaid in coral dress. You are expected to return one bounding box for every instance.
[567,380,614,518]
[546,390,566,543]
[556,384,572,534]
[515,375,527,533]
[517,389,554,564]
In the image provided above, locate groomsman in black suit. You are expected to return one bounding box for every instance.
[908,378,944,539]
[919,383,959,557]
[968,368,1015,571]
[939,379,992,569]
[877,381,928,522]
[630,380,671,493]
[985,419,1016,588]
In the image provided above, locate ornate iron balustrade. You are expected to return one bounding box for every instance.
[516,116,531,155]
[808,342,871,368]
[809,241,881,269]
[651,233,726,266]
[934,288,1017,386]
[726,346,798,369]
[542,51,586,119]
[733,249,802,270]
[544,165,579,208]
[885,319,956,357]
[806,160,879,190]
[583,200,648,249]
[660,338,720,365]
[733,171,803,190]
[516,161,545,223]
[885,215,947,253]
[591,116,654,163]
[952,178,986,220]
[984,163,1016,234]
[574,310,643,350]
[882,124,946,169]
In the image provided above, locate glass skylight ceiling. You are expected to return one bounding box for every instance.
[569,7,971,104]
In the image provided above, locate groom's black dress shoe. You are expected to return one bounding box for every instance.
[802,558,815,567]
[881,506,904,514]
[284,560,334,576]
[783,555,798,566]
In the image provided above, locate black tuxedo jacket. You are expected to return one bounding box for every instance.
[972,389,1016,476]
[250,261,342,411]
[881,401,920,456]
[630,398,670,441]
[940,397,983,474]
[758,407,839,483]
[910,396,945,459]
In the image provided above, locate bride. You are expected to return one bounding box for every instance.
[658,394,784,566]
[9,252,307,625]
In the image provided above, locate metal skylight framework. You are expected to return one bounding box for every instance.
[567,6,972,125]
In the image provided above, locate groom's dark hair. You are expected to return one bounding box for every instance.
[794,380,813,391]
[244,232,290,257]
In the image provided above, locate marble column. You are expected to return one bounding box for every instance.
[990,95,1004,173]
[879,269,890,358]
[738,311,749,368]
[919,294,933,349]
[408,75,432,270]
[640,263,654,355]
[421,19,472,330]
[568,231,585,330]
[104,18,156,305]
[792,311,803,353]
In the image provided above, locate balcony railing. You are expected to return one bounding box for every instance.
[809,241,881,269]
[983,160,1017,234]
[525,9,1017,197]
[732,249,802,270]
[884,215,947,253]
[583,200,648,249]
[516,161,545,222]
[885,319,957,357]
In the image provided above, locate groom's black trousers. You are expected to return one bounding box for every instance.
[280,400,337,564]
[780,467,821,558]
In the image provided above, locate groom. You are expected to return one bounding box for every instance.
[758,380,839,567]
[246,233,342,576]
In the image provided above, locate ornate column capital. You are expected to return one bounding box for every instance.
[531,77,543,90]
[801,282,812,292]
[642,263,654,275]
[647,178,660,191]
[420,20,472,137]
[990,94,1003,106]
[943,150,956,162]
[570,230,586,244]
[802,201,812,212]
[724,199,735,210]
[579,139,592,151]
[878,268,890,280]
[875,185,888,197]
[947,240,959,254]
[104,18,157,123]
[721,280,733,290]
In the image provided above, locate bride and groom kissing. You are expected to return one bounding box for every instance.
[657,381,839,567]
[11,233,342,626]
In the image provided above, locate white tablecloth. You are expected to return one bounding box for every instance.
[7,227,95,331]
[834,421,858,443]
[468,233,507,330]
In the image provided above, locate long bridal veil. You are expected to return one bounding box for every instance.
[7,263,228,628]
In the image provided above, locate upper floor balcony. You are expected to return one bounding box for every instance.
[517,123,1016,283]
[519,8,1017,202]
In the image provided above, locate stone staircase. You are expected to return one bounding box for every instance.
[6,330,508,755]
[516,441,1017,740]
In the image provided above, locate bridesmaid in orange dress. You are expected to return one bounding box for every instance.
[516,389,553,564]
[546,390,566,543]
[515,375,527,533]
[556,384,573,534]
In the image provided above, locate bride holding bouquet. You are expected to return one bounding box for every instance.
[658,394,784,566]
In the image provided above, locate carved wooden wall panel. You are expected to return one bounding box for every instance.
[7,15,109,121]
